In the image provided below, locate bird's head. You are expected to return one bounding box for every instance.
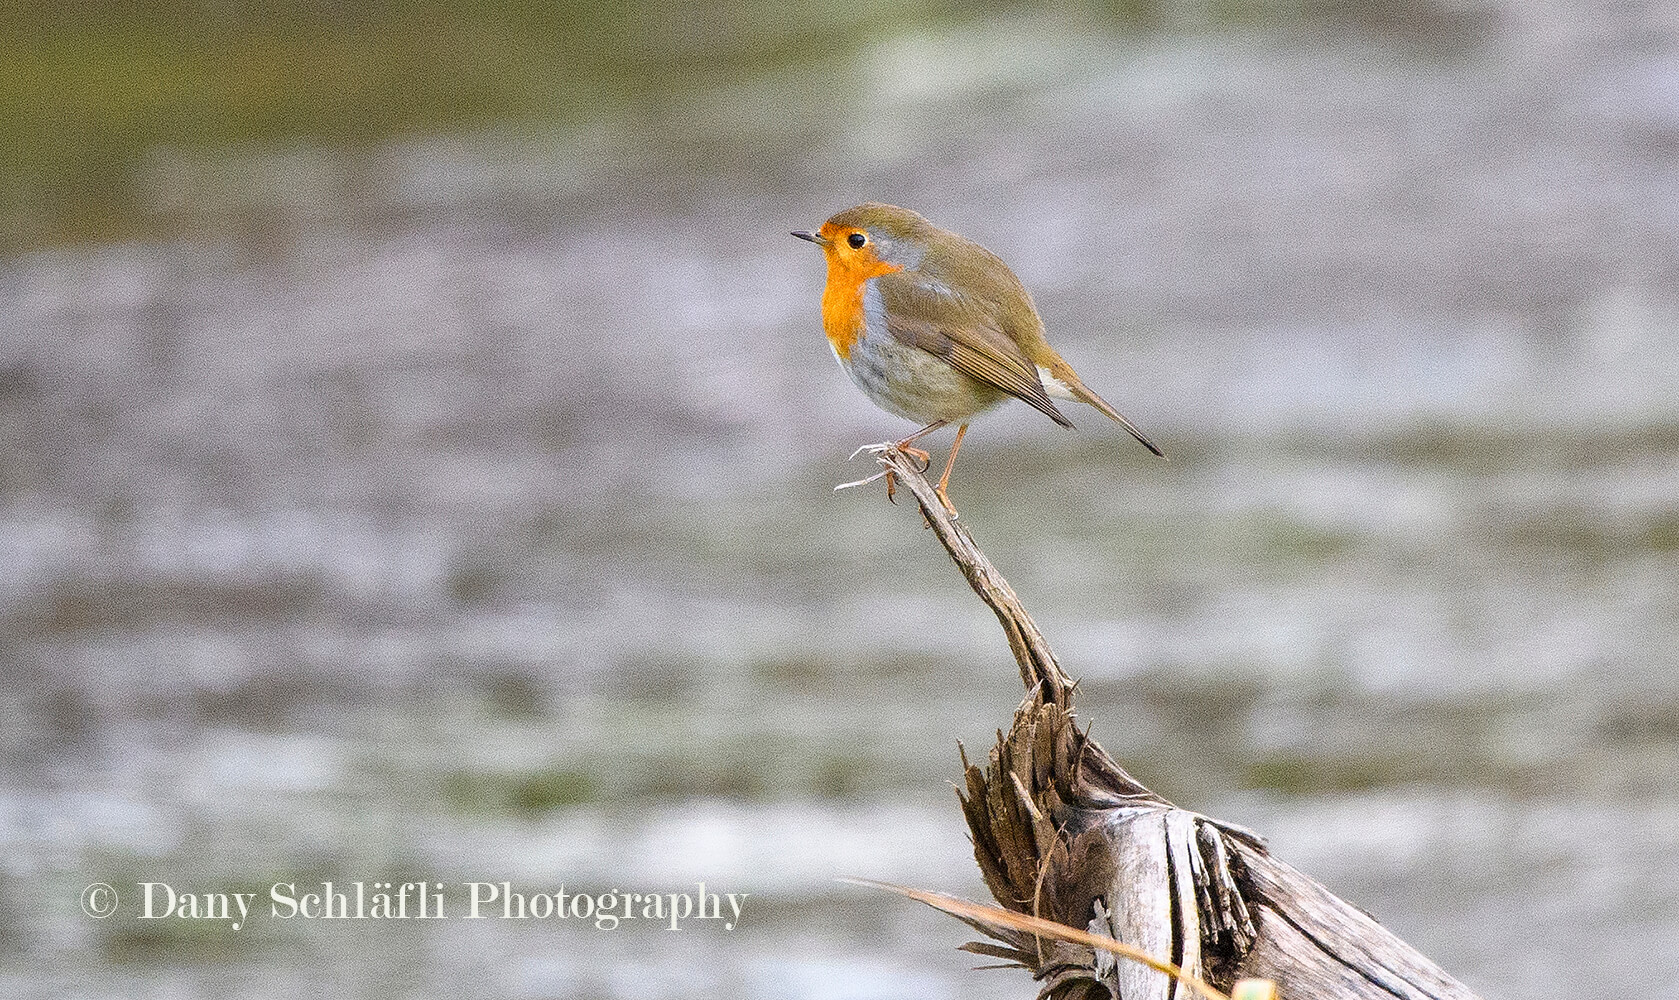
[792,202,935,273]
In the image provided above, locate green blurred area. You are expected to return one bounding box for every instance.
[0,0,957,250]
[0,0,1476,253]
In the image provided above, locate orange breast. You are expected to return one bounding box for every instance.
[820,253,901,360]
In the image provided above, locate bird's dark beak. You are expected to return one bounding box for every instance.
[791,230,830,246]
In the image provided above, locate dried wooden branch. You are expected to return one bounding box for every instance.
[863,446,1482,1000]
[873,447,1072,703]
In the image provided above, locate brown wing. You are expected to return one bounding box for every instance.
[875,271,1073,427]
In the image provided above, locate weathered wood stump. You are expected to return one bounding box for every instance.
[865,447,1481,1000]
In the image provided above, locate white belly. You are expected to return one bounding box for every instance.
[840,333,1006,423]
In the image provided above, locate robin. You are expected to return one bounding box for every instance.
[793,202,1163,516]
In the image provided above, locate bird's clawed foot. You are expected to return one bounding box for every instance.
[834,444,961,519]
[835,439,935,506]
[837,440,909,503]
[844,440,930,470]
[895,443,932,470]
[932,483,959,520]
[836,422,956,512]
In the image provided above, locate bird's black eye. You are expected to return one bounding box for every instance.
[847,232,867,249]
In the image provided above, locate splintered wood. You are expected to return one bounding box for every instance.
[867,446,1482,1000]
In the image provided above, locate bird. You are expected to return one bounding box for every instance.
[792,202,1162,516]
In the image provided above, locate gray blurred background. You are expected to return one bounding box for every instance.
[3,2,1678,997]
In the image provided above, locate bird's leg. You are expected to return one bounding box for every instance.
[892,420,946,471]
[884,420,947,502]
[933,423,968,517]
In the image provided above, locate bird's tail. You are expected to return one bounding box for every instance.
[1057,367,1165,458]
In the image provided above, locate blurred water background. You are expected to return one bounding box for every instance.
[3,2,1679,997]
